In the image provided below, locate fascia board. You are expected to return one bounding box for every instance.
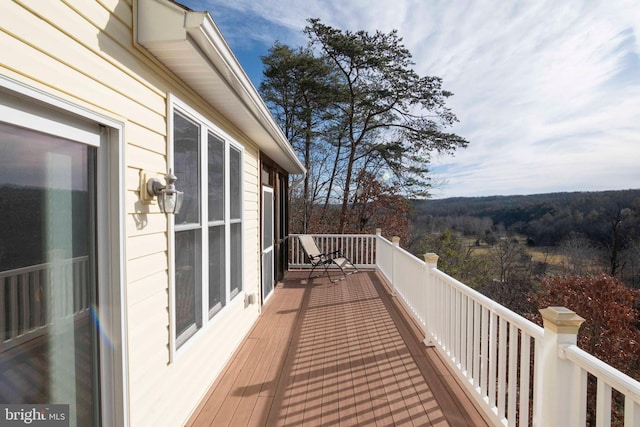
[135,0,305,175]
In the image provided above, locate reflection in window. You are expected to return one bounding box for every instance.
[208,226,225,316]
[174,112,200,226]
[0,122,99,426]
[172,107,243,348]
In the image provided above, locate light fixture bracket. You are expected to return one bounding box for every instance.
[139,169,184,214]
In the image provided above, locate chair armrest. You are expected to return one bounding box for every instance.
[322,249,342,259]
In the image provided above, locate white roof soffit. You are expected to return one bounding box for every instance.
[135,0,305,175]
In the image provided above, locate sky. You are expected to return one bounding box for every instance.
[181,0,640,199]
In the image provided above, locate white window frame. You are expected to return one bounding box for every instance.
[168,95,244,358]
[0,75,128,427]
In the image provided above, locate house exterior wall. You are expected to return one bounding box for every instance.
[1,1,268,425]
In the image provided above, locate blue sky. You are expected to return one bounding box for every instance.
[180,0,640,199]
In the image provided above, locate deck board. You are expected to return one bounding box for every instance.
[186,270,490,426]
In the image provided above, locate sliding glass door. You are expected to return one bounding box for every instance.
[0,121,100,426]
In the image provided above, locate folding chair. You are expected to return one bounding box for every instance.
[298,235,358,282]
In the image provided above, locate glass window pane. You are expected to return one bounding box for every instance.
[230,147,241,219]
[208,226,225,316]
[174,112,200,225]
[208,133,224,222]
[175,229,201,342]
[0,122,99,426]
[230,222,242,296]
[263,190,273,248]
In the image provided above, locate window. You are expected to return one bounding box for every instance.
[171,101,243,349]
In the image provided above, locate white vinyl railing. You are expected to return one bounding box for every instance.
[289,232,640,426]
[428,267,543,426]
[0,256,90,350]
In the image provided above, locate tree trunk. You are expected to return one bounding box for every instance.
[320,137,342,223]
[339,145,356,233]
[302,114,312,233]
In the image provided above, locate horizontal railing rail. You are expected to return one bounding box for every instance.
[289,232,640,425]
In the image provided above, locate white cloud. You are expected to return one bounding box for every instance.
[183,0,640,198]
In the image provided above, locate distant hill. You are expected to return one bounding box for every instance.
[410,189,640,246]
[413,189,640,224]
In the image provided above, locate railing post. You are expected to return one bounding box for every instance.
[537,307,585,427]
[422,253,439,347]
[375,229,382,268]
[423,253,439,269]
[390,236,400,297]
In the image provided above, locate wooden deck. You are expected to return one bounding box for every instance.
[187,270,490,426]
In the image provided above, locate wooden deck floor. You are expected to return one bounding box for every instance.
[187,270,490,426]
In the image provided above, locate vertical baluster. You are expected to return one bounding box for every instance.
[66,260,73,316]
[573,365,587,427]
[460,294,467,374]
[33,271,42,327]
[73,260,80,313]
[489,311,498,408]
[454,288,461,366]
[480,306,489,400]
[344,235,348,263]
[432,275,440,344]
[444,280,451,354]
[624,395,640,426]
[361,235,365,266]
[498,317,507,419]
[9,275,18,340]
[507,323,518,425]
[466,296,474,379]
[595,379,611,427]
[20,272,30,335]
[346,235,350,263]
[363,236,368,265]
[437,275,443,345]
[292,236,297,266]
[83,258,89,310]
[371,235,375,266]
[290,236,294,265]
[473,300,481,389]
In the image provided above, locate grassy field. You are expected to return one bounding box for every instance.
[461,235,570,272]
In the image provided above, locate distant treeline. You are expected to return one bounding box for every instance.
[0,185,90,271]
[411,189,640,246]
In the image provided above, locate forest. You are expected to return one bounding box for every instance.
[408,189,640,288]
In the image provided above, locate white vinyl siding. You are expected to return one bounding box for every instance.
[1,1,263,425]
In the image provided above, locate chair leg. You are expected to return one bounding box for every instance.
[335,258,358,278]
[323,264,334,282]
[309,263,319,279]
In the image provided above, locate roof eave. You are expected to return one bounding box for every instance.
[135,0,305,175]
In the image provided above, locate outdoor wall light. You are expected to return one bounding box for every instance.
[144,169,184,214]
